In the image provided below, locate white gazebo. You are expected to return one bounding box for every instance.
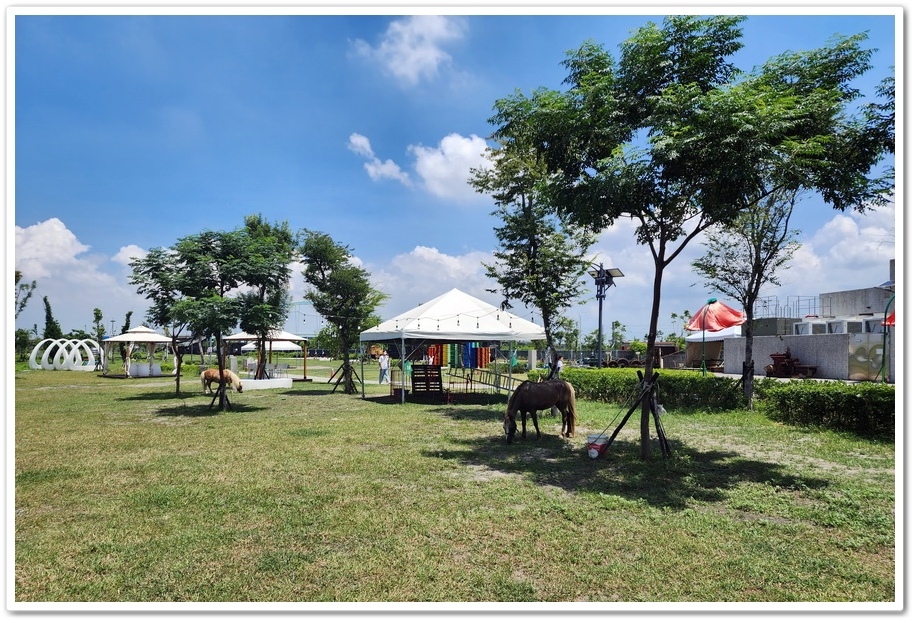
[103,325,173,377]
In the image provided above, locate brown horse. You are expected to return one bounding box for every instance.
[200,368,243,394]
[504,379,576,444]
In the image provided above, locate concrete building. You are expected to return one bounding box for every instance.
[720,261,895,383]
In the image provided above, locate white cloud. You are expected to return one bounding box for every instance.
[779,203,896,295]
[352,16,467,87]
[364,158,411,185]
[347,132,411,186]
[367,245,503,317]
[408,133,490,202]
[348,131,492,199]
[15,218,91,280]
[14,218,151,333]
[112,244,147,267]
[347,132,374,159]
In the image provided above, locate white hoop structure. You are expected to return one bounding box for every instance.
[28,338,102,371]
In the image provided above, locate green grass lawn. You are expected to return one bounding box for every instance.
[12,367,897,605]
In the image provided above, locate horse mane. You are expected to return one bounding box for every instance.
[506,380,531,413]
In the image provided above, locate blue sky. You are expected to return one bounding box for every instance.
[10,6,900,345]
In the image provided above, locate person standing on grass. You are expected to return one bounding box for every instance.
[378,350,391,384]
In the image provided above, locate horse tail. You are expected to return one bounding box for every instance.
[200,370,208,392]
[565,381,576,436]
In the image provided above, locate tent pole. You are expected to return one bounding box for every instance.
[360,341,365,399]
[401,337,406,404]
[701,306,707,377]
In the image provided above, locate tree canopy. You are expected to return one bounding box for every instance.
[299,230,387,395]
[470,141,596,378]
[130,216,296,403]
[487,15,894,459]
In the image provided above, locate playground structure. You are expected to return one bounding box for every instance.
[28,338,103,371]
[387,342,524,401]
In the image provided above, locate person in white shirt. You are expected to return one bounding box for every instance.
[378,350,391,384]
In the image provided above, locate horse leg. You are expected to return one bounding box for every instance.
[520,410,528,439]
[531,409,540,439]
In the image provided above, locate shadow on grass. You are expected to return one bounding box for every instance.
[277,386,339,397]
[115,390,269,417]
[423,425,832,510]
[355,391,507,417]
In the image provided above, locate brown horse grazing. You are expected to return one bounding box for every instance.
[504,379,576,444]
[200,368,243,394]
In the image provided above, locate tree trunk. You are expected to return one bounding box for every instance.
[216,336,228,410]
[172,343,183,396]
[640,260,665,460]
[743,308,755,408]
[257,339,268,380]
[342,350,357,394]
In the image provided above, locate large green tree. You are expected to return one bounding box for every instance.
[236,215,297,380]
[488,16,894,459]
[130,246,193,393]
[470,141,595,379]
[172,230,246,410]
[132,231,244,408]
[299,230,387,394]
[692,189,802,407]
[131,217,298,399]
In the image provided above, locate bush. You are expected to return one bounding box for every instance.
[757,380,895,437]
[530,367,745,411]
[491,361,529,375]
[537,368,894,438]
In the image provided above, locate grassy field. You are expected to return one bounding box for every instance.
[12,364,897,606]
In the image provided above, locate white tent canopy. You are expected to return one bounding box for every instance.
[103,325,172,343]
[224,329,308,342]
[360,288,547,343]
[241,340,302,352]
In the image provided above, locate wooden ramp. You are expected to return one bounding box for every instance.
[445,366,521,394]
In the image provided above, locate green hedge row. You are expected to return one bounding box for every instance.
[528,368,895,437]
[756,380,895,437]
[530,368,746,411]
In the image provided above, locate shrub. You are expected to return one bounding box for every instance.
[757,380,895,438]
[525,369,895,437]
[491,361,529,375]
[531,368,745,411]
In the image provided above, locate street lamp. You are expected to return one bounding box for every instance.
[588,264,624,368]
